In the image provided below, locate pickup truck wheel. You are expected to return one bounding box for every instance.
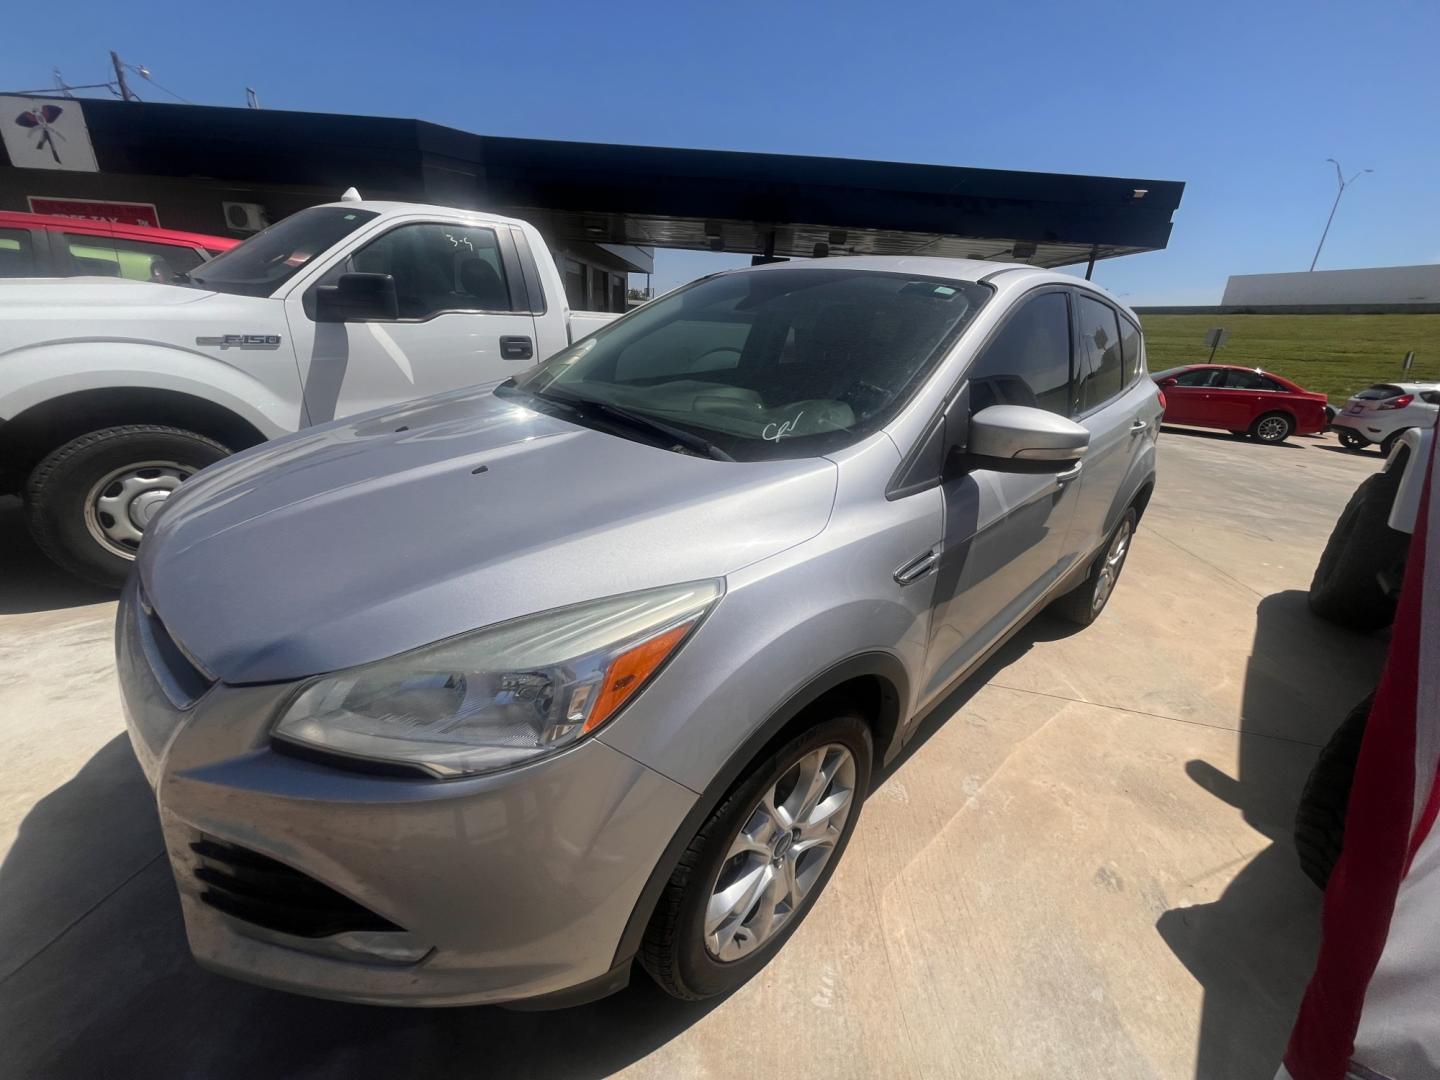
[1295,693,1372,890]
[639,712,871,1000]
[1049,508,1137,627]
[1307,468,1408,631]
[1336,429,1369,451]
[25,426,230,588]
[1250,412,1294,444]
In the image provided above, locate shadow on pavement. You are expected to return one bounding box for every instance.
[0,735,721,1080]
[1157,589,1387,1080]
[1159,425,1302,449]
[0,496,115,615]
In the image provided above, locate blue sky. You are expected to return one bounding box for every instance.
[5,0,1436,304]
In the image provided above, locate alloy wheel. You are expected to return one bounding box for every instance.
[704,744,857,961]
[1092,517,1132,614]
[1256,416,1289,442]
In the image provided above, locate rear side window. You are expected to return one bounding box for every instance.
[966,291,1073,416]
[1223,369,1286,392]
[1356,384,1406,400]
[65,234,204,282]
[1076,296,1124,412]
[348,223,513,318]
[1119,316,1143,382]
[0,228,36,277]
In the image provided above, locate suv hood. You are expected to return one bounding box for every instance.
[140,388,839,684]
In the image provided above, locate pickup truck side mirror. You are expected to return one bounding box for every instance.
[313,273,399,322]
[963,405,1089,470]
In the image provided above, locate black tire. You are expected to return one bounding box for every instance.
[1307,469,1409,632]
[1249,411,1295,444]
[639,710,873,1001]
[25,425,230,588]
[1295,693,1373,890]
[1336,429,1369,451]
[1049,507,1138,627]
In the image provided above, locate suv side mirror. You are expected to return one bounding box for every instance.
[965,405,1089,469]
[314,273,399,322]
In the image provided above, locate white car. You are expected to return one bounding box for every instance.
[1331,382,1440,453]
[0,198,619,584]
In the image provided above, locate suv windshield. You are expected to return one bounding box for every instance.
[503,267,990,461]
[188,207,379,297]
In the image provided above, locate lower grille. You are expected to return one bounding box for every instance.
[191,837,402,939]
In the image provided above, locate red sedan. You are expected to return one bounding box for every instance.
[0,210,238,282]
[1151,363,1330,444]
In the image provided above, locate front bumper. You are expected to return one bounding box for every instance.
[117,578,696,1006]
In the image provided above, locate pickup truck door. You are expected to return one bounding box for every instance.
[284,220,538,424]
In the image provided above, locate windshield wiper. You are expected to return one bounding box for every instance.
[513,385,735,461]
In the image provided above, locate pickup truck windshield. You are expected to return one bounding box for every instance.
[187,207,379,297]
[506,268,990,461]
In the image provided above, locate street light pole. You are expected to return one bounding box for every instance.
[1309,158,1372,272]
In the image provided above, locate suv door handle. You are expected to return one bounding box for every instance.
[1055,462,1083,483]
[500,335,534,360]
[1130,418,1148,433]
[894,548,940,585]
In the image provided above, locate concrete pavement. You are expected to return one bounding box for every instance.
[0,428,1390,1079]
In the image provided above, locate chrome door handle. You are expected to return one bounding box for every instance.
[1055,462,1083,483]
[1130,419,1148,433]
[894,548,940,585]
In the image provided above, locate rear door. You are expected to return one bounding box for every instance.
[1067,294,1149,558]
[285,219,539,423]
[1211,368,1286,430]
[920,287,1083,700]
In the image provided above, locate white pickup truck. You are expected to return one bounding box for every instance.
[0,198,619,584]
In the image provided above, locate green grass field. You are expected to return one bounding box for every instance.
[1139,314,1440,403]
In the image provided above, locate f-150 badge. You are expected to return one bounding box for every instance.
[196,334,282,348]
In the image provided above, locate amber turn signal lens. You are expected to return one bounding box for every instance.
[584,622,695,733]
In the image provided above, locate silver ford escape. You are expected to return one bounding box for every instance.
[118,257,1160,1007]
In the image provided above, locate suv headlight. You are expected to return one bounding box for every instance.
[272,581,722,777]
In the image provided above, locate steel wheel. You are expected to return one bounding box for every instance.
[1092,516,1132,615]
[83,460,195,559]
[704,743,857,962]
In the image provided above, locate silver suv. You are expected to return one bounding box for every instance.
[118,258,1160,1007]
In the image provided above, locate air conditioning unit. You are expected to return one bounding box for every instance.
[222,201,269,233]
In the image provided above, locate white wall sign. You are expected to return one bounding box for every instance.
[0,96,99,172]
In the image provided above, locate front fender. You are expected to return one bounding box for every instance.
[0,340,300,436]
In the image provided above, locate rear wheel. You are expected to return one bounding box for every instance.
[1336,429,1369,451]
[1250,412,1294,444]
[25,425,230,588]
[1295,693,1372,889]
[1380,431,1404,458]
[1307,468,1408,631]
[640,711,872,1000]
[1050,508,1137,626]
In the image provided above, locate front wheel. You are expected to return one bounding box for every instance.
[1336,429,1369,451]
[25,425,230,587]
[1250,412,1295,444]
[640,711,872,1000]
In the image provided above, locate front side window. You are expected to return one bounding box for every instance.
[66,234,204,282]
[189,206,379,297]
[1076,296,1124,412]
[965,291,1073,416]
[0,228,36,277]
[347,223,512,318]
[505,268,991,461]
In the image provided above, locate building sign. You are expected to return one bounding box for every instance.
[26,196,161,228]
[0,96,99,172]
